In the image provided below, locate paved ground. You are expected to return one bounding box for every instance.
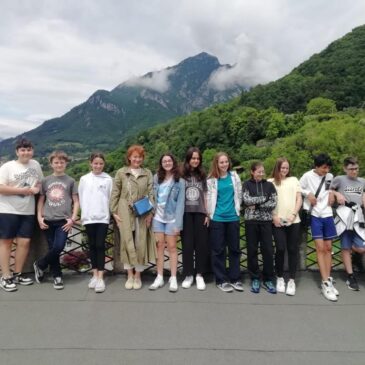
[1,271,365,365]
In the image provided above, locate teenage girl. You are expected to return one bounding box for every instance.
[243,161,277,294]
[181,147,210,290]
[79,152,112,293]
[269,158,302,296]
[207,152,243,293]
[149,153,185,292]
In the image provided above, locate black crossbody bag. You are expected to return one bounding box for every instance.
[300,176,326,228]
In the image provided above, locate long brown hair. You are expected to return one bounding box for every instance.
[271,157,291,185]
[182,147,206,185]
[209,152,232,179]
[157,153,180,183]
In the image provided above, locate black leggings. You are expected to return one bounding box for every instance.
[181,212,210,276]
[272,223,300,279]
[85,223,108,271]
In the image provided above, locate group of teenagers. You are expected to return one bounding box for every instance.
[0,138,364,302]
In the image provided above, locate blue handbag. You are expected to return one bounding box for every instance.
[132,196,153,217]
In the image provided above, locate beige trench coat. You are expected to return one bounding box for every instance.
[110,166,156,266]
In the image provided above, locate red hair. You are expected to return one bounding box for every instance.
[126,145,145,165]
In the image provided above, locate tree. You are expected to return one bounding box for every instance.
[306,97,337,115]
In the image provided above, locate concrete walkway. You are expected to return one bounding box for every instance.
[1,271,365,365]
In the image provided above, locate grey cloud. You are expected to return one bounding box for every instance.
[124,68,175,93]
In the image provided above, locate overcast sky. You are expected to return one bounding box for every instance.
[1,0,365,139]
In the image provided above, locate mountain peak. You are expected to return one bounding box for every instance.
[0,51,239,158]
[176,52,220,68]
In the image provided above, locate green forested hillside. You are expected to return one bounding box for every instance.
[238,25,365,113]
[66,25,365,179]
[67,97,365,179]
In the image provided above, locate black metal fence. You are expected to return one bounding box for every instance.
[50,218,345,274]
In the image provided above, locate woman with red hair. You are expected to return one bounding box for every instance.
[110,145,156,290]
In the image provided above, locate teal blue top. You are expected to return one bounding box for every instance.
[213,174,239,222]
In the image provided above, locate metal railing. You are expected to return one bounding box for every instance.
[50,218,347,274]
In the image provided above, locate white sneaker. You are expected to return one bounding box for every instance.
[0,276,17,292]
[149,275,164,290]
[88,276,98,289]
[276,277,285,293]
[328,277,339,296]
[95,279,106,293]
[125,277,134,290]
[169,276,178,292]
[196,275,206,291]
[286,279,296,296]
[321,281,337,302]
[133,277,142,290]
[182,275,194,289]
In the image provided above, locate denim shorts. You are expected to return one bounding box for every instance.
[0,213,35,239]
[152,218,178,236]
[340,230,365,250]
[310,216,337,240]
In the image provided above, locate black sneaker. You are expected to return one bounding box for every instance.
[352,252,364,273]
[53,277,64,290]
[230,281,244,292]
[13,272,33,286]
[33,261,44,283]
[0,276,17,292]
[346,274,359,291]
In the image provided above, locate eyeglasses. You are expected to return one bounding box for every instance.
[347,167,359,171]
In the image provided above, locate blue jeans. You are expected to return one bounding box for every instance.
[38,220,68,277]
[209,220,241,284]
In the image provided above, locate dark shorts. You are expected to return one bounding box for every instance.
[0,213,35,239]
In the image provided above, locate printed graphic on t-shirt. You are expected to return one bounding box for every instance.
[186,179,202,206]
[186,186,200,202]
[47,182,67,207]
[157,181,172,205]
[343,186,363,196]
[97,183,108,192]
[14,168,39,188]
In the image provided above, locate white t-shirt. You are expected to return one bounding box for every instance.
[300,170,333,218]
[0,159,44,215]
[154,177,175,223]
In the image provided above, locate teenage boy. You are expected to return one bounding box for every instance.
[300,154,338,301]
[330,157,365,291]
[34,151,79,290]
[0,138,43,291]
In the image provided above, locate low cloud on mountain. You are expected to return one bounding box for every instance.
[123,69,175,93]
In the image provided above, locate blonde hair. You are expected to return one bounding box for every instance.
[209,152,232,179]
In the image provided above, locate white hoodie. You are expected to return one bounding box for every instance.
[78,172,112,224]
